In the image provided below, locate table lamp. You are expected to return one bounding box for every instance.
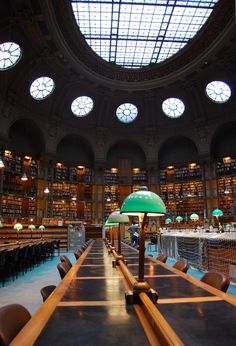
[39,225,45,238]
[28,224,35,239]
[121,186,166,292]
[104,220,119,246]
[212,208,223,228]
[14,223,23,241]
[190,213,199,221]
[108,209,129,255]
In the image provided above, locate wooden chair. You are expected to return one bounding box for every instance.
[173,260,189,273]
[200,271,230,292]
[74,248,83,260]
[40,285,56,302]
[0,304,31,345]
[156,254,167,263]
[57,262,70,279]
[60,255,72,269]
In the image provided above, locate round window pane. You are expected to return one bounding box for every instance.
[30,76,55,100]
[116,103,138,123]
[0,42,22,70]
[71,96,94,117]
[206,81,231,103]
[162,98,185,118]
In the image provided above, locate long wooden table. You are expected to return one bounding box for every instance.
[10,239,236,345]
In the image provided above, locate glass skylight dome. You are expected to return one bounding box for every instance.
[71,0,219,69]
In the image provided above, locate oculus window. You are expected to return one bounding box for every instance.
[116,103,138,123]
[0,42,22,70]
[71,0,219,69]
[71,96,94,117]
[162,98,185,118]
[30,77,55,100]
[205,81,231,103]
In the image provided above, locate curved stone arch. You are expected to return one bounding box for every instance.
[106,139,147,168]
[211,121,236,159]
[7,118,45,158]
[56,134,95,167]
[158,135,199,167]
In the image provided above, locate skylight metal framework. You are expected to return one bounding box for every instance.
[71,0,219,69]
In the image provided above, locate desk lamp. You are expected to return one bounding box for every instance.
[28,224,35,239]
[39,225,45,239]
[14,223,23,241]
[104,220,119,246]
[121,186,166,293]
[212,208,223,228]
[108,209,129,255]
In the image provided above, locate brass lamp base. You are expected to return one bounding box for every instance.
[112,255,127,267]
[125,281,158,304]
[108,246,116,254]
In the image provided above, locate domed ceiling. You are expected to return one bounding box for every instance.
[0,0,235,160]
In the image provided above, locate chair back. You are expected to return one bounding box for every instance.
[200,271,230,292]
[74,248,83,260]
[57,262,69,279]
[0,250,7,266]
[60,255,72,269]
[156,254,167,263]
[0,304,31,346]
[173,260,189,273]
[40,285,56,302]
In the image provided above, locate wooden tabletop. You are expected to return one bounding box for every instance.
[10,240,236,346]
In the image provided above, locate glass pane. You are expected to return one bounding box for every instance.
[206,81,231,103]
[71,0,219,68]
[30,77,55,100]
[0,42,22,70]
[116,103,138,123]
[162,97,185,118]
[71,96,94,117]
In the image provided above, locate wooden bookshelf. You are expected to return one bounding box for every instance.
[0,226,68,249]
[217,159,236,216]
[159,163,204,218]
[1,150,38,223]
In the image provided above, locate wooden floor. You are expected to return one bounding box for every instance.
[10,239,236,346]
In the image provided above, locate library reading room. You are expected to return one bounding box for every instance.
[1,0,236,345]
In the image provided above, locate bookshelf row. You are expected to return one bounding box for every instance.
[159,163,202,183]
[0,150,236,223]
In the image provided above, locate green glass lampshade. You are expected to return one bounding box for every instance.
[190,213,199,221]
[176,216,183,222]
[104,220,119,228]
[212,208,223,217]
[165,218,172,224]
[108,209,129,223]
[120,186,166,216]
[28,224,35,230]
[13,223,23,231]
[39,225,45,230]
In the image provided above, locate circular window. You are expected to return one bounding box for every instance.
[0,42,22,70]
[30,77,55,100]
[206,81,231,103]
[162,98,185,118]
[71,96,94,117]
[116,103,138,123]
